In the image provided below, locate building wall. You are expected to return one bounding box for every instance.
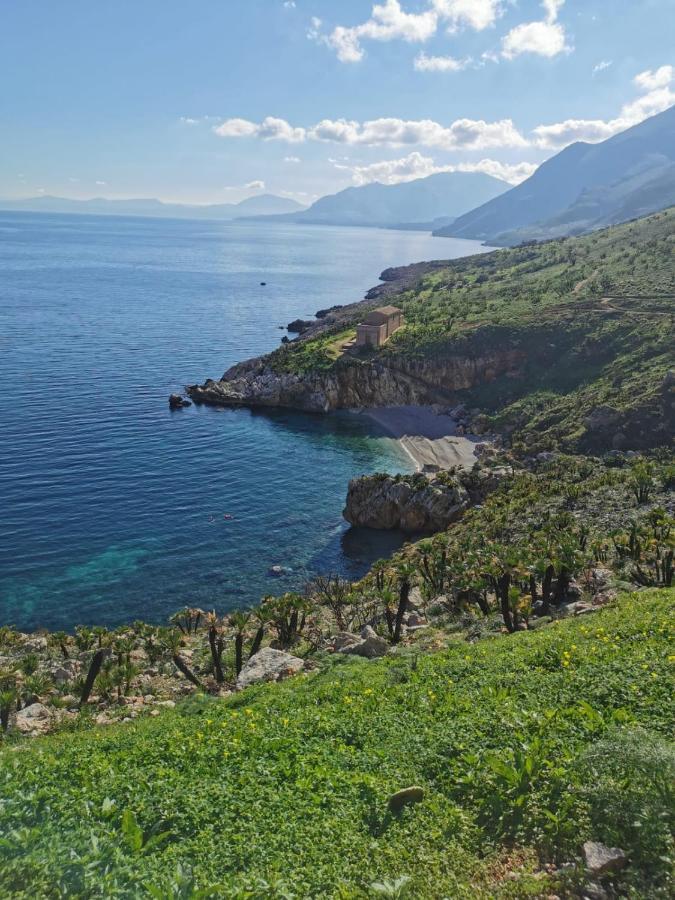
[356,323,387,347]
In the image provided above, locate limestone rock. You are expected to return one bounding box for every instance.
[329,632,362,652]
[583,842,628,876]
[343,472,469,533]
[15,702,53,736]
[236,647,304,690]
[338,626,389,659]
[187,345,525,414]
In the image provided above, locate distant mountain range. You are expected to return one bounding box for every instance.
[435,105,675,244]
[267,172,508,229]
[0,193,306,220]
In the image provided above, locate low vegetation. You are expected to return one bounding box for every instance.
[0,589,673,897]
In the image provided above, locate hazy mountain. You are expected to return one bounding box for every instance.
[0,193,305,220]
[262,172,508,228]
[435,106,675,244]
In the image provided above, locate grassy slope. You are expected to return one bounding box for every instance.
[1,590,673,898]
[272,208,674,452]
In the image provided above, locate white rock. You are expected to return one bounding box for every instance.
[583,841,628,875]
[236,647,304,690]
[15,702,53,735]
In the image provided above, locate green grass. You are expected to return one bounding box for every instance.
[1,590,673,898]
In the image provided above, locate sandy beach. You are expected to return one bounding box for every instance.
[359,405,489,471]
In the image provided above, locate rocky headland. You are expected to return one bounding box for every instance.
[343,463,506,532]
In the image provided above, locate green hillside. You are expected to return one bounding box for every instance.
[274,208,674,453]
[1,589,673,898]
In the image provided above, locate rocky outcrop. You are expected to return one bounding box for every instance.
[169,394,192,409]
[188,348,526,413]
[343,472,469,532]
[188,358,443,412]
[286,318,314,334]
[336,625,389,659]
[15,702,53,736]
[236,647,304,690]
[583,842,628,876]
[343,464,509,532]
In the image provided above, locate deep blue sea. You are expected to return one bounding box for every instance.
[0,212,488,631]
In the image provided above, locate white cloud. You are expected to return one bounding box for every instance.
[432,0,503,32]
[533,64,675,148]
[214,116,306,142]
[501,0,570,59]
[179,116,199,125]
[312,0,502,63]
[215,115,528,150]
[414,52,471,71]
[592,60,612,76]
[334,151,536,186]
[283,1,296,8]
[541,0,564,22]
[95,180,106,186]
[284,156,301,163]
[245,180,265,190]
[634,64,673,91]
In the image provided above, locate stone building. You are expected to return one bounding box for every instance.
[355,305,404,348]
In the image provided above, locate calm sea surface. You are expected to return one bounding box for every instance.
[0,212,489,631]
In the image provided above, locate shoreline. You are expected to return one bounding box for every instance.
[356,404,488,472]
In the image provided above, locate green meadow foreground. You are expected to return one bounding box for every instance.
[1,588,673,898]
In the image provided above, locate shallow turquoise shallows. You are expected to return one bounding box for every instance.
[0,212,489,631]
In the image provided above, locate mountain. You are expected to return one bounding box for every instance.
[265,172,508,228]
[0,193,305,220]
[435,105,675,244]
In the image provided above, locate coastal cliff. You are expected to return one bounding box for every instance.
[186,210,674,454]
[188,345,526,413]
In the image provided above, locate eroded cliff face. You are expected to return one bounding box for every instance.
[343,473,469,532]
[343,465,508,532]
[187,348,526,413]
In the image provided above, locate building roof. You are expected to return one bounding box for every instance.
[362,305,402,325]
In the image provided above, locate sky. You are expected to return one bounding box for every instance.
[1,0,673,205]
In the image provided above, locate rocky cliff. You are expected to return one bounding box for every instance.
[188,347,526,413]
[343,472,469,532]
[343,466,508,532]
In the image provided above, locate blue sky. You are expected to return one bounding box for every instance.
[1,0,673,204]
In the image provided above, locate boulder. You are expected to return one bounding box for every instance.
[329,632,362,652]
[583,842,628,876]
[236,647,304,690]
[169,394,192,409]
[388,786,425,813]
[338,626,389,659]
[588,567,613,593]
[49,658,81,685]
[15,702,53,736]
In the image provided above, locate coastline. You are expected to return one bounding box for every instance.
[357,404,487,471]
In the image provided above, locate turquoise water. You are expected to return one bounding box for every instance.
[0,212,488,631]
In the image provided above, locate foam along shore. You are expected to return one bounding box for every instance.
[359,405,488,471]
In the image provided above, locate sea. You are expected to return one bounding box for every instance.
[0,212,490,631]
